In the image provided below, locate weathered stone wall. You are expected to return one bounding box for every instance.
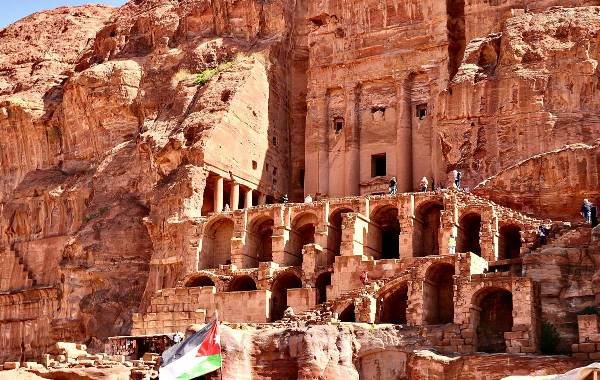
[474,142,600,220]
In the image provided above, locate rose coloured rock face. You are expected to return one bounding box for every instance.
[0,0,599,379]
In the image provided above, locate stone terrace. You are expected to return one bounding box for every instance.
[132,189,564,355]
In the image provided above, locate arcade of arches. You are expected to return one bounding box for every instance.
[138,193,541,356]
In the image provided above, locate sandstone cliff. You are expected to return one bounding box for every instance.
[0,0,599,378]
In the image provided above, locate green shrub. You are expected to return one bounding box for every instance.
[540,321,560,354]
[84,206,110,222]
[193,60,234,86]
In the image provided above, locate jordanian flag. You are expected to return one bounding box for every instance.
[159,320,221,380]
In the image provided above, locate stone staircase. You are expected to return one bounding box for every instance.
[0,247,38,293]
[526,222,592,255]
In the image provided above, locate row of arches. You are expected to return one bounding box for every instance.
[200,205,523,269]
[187,267,515,353]
[185,272,315,323]
[338,276,514,353]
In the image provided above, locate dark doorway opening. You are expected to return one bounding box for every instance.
[339,303,356,322]
[498,225,522,260]
[228,276,257,292]
[316,272,332,304]
[371,206,400,259]
[476,289,513,353]
[423,264,455,325]
[458,213,482,255]
[379,284,408,324]
[185,276,215,288]
[270,273,302,321]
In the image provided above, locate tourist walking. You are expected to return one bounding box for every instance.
[448,234,456,255]
[453,170,462,189]
[389,177,397,195]
[420,176,429,192]
[581,199,593,224]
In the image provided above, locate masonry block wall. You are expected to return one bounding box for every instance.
[135,191,558,355]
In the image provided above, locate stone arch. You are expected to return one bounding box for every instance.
[413,201,444,257]
[473,287,513,353]
[199,216,234,269]
[289,212,318,264]
[328,207,353,256]
[338,302,356,322]
[270,272,302,321]
[423,263,455,325]
[247,215,274,266]
[315,271,332,304]
[378,282,409,324]
[498,224,522,260]
[457,212,481,255]
[185,275,215,288]
[370,205,400,259]
[227,275,257,292]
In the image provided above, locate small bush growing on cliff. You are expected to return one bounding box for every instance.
[84,206,110,222]
[540,321,560,354]
[577,306,600,316]
[194,60,234,86]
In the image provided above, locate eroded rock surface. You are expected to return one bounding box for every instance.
[0,1,599,379]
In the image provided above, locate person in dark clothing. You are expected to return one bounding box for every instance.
[592,205,598,227]
[537,225,549,246]
[454,170,462,189]
[581,199,593,224]
[389,177,397,195]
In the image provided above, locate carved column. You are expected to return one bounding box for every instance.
[344,83,360,196]
[394,74,413,192]
[244,188,253,208]
[258,193,267,205]
[213,176,224,212]
[230,182,240,211]
[305,88,329,197]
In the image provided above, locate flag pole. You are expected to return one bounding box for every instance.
[213,310,222,380]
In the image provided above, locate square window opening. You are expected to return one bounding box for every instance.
[371,154,387,177]
[333,117,344,133]
[416,104,428,120]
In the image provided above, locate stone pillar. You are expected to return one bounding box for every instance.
[395,74,413,192]
[258,193,267,205]
[214,176,224,212]
[399,195,414,258]
[304,89,329,197]
[230,182,240,211]
[344,84,360,196]
[355,295,377,323]
[244,188,253,208]
[480,211,495,262]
